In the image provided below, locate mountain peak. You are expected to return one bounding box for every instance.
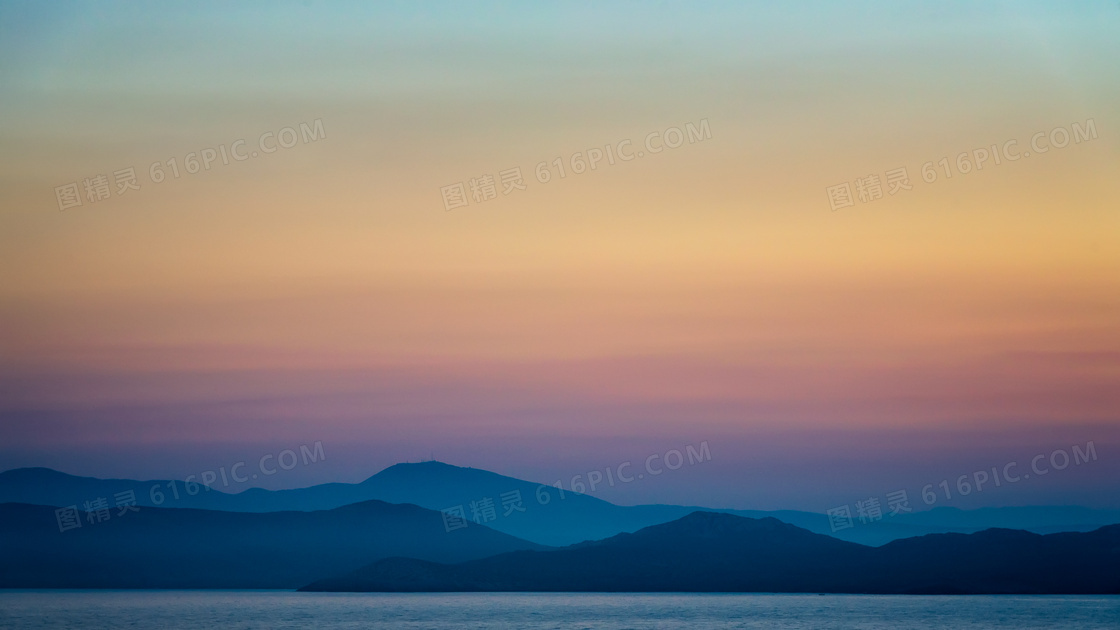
[385,460,462,470]
[0,467,82,480]
[362,460,466,483]
[646,511,791,537]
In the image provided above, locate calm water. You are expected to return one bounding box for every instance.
[1,591,1118,629]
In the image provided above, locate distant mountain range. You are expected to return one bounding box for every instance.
[3,462,1118,593]
[3,463,1118,547]
[301,512,1120,594]
[0,500,543,589]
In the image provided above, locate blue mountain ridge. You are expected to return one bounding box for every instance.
[300,512,1120,594]
[2,462,1117,547]
[0,499,544,589]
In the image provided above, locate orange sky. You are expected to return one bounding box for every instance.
[0,1,1118,508]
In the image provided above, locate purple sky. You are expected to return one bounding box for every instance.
[1,2,1118,513]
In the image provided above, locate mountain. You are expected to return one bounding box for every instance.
[0,467,258,511]
[300,512,1120,594]
[0,464,783,546]
[3,464,1117,547]
[888,505,1120,533]
[301,512,868,593]
[0,500,544,589]
[869,525,1120,594]
[0,464,685,546]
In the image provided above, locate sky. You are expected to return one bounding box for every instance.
[1,1,1118,512]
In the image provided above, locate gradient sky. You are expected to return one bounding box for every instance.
[1,1,1118,511]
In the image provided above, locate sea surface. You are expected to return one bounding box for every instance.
[1,591,1118,629]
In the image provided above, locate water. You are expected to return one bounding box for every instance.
[1,591,1118,629]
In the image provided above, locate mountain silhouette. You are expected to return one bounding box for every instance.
[0,499,544,589]
[300,512,1120,594]
[3,464,1117,547]
[0,464,824,545]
